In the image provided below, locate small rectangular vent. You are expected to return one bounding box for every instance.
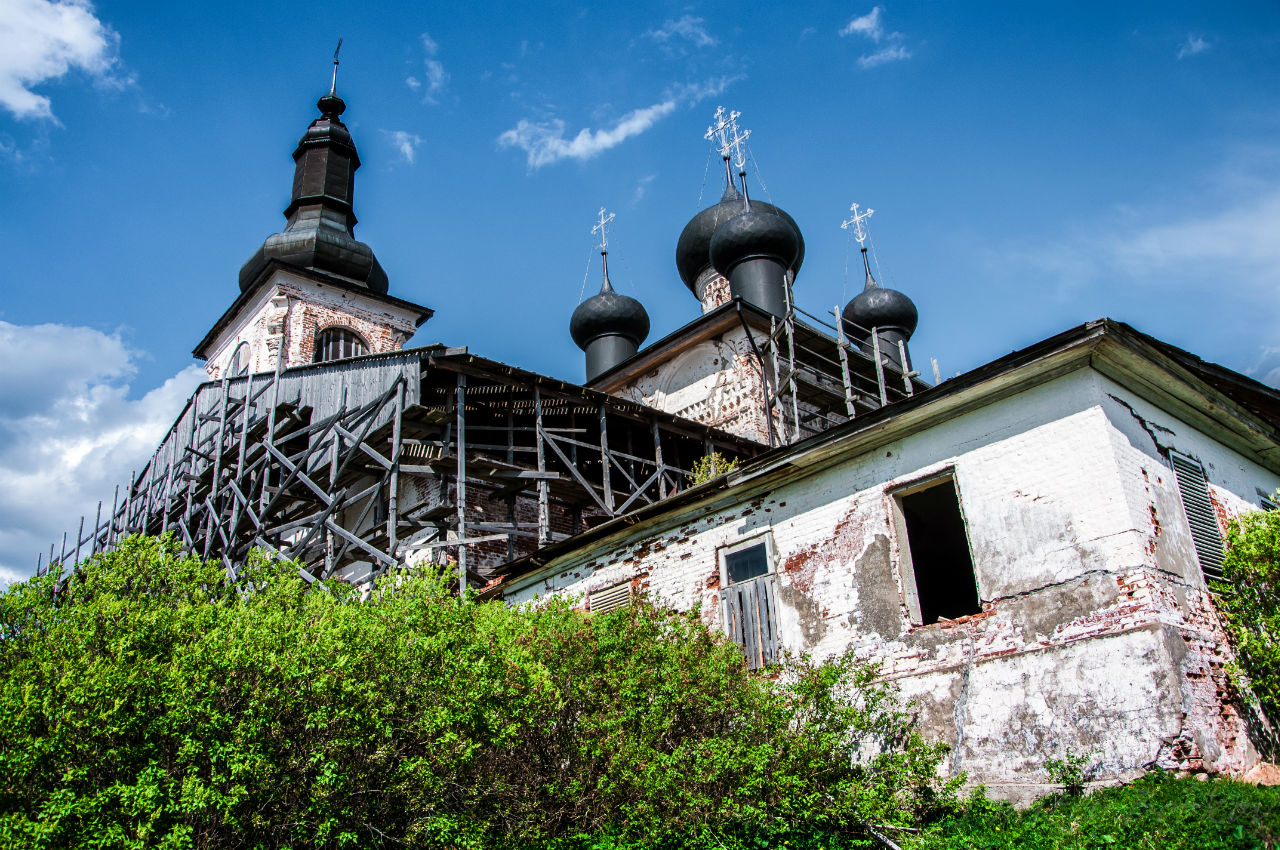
[1170,451,1225,581]
[589,581,632,614]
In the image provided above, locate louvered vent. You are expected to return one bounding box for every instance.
[1169,451,1224,581]
[590,581,632,614]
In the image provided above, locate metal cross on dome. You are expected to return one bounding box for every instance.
[705,106,750,171]
[592,207,615,252]
[841,202,874,245]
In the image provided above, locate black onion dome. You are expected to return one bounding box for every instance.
[708,203,801,277]
[676,184,805,293]
[842,284,919,337]
[570,277,651,350]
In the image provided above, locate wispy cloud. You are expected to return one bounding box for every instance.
[630,173,657,206]
[499,76,736,170]
[840,6,912,68]
[384,129,422,164]
[0,0,125,121]
[0,321,205,584]
[410,30,449,104]
[645,15,717,48]
[1177,33,1209,59]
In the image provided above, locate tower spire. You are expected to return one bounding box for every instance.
[329,38,343,95]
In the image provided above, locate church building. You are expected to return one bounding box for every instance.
[50,78,1280,799]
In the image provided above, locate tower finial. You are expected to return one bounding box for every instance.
[592,206,616,290]
[329,38,343,95]
[841,202,874,245]
[842,202,878,289]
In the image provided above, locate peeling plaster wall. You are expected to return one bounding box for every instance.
[505,366,1279,795]
[204,270,420,379]
[609,325,779,444]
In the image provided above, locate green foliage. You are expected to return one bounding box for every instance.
[1217,504,1280,727]
[903,772,1280,850]
[0,535,953,849]
[688,452,739,485]
[1043,748,1096,796]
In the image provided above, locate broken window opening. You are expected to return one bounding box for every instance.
[894,474,981,625]
[719,537,780,670]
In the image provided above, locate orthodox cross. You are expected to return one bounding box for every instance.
[329,38,343,94]
[592,207,615,253]
[841,202,874,245]
[705,106,733,158]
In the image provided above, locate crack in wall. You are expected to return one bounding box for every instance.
[1108,393,1176,456]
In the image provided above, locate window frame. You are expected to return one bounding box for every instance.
[717,532,777,588]
[227,341,251,378]
[889,469,981,626]
[313,325,370,363]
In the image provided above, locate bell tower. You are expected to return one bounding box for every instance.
[194,46,432,378]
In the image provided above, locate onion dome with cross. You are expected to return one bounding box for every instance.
[676,107,804,305]
[840,203,918,370]
[570,209,651,382]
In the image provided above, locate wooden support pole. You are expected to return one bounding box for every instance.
[769,316,784,441]
[535,386,550,545]
[898,340,914,396]
[261,361,283,514]
[123,471,135,537]
[871,328,889,407]
[108,485,120,548]
[652,421,667,499]
[456,373,468,595]
[204,381,229,561]
[784,278,801,442]
[58,531,67,566]
[74,515,84,565]
[833,305,857,418]
[387,380,403,561]
[599,406,614,513]
[92,500,102,555]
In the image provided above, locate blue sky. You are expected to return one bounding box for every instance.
[2,0,1279,580]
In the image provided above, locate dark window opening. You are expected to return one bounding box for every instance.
[314,327,369,363]
[725,543,770,584]
[898,479,981,624]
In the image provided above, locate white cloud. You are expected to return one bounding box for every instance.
[0,321,205,585]
[841,6,887,40]
[840,6,911,68]
[630,173,657,206]
[499,76,735,170]
[415,30,449,104]
[0,0,122,120]
[1178,34,1209,59]
[859,45,911,68]
[385,129,422,164]
[646,15,717,48]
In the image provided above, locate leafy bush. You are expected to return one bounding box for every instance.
[905,772,1280,850]
[0,535,953,849]
[688,452,738,485]
[1217,505,1280,727]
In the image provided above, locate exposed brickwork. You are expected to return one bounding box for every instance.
[203,270,423,379]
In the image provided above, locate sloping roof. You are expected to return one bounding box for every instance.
[490,318,1280,589]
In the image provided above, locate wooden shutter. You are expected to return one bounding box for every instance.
[1169,451,1224,581]
[721,575,780,669]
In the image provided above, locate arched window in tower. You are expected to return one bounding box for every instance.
[228,342,251,377]
[314,326,369,363]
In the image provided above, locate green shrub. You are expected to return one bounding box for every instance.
[905,772,1280,850]
[0,535,953,849]
[1217,505,1280,728]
